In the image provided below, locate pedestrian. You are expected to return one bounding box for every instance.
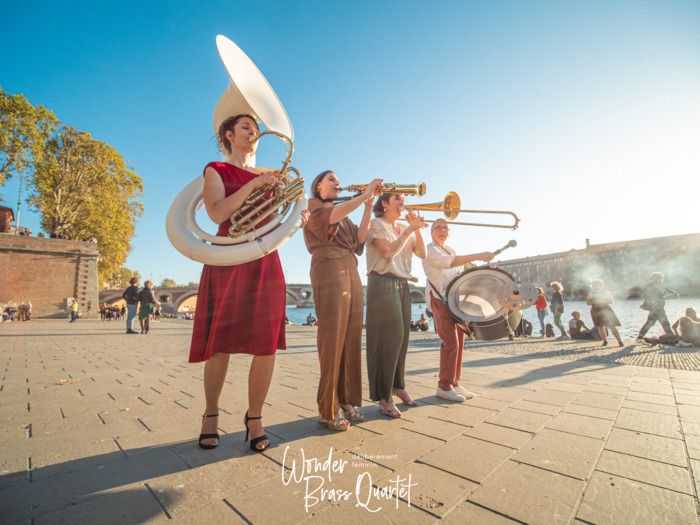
[550,282,569,339]
[535,288,547,336]
[69,299,79,323]
[138,280,159,334]
[122,277,140,334]
[636,272,678,341]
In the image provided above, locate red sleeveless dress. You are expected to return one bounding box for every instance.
[188,162,286,362]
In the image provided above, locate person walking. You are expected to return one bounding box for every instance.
[138,280,159,334]
[636,272,678,341]
[122,277,140,334]
[550,282,569,339]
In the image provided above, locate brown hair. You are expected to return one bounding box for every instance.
[373,193,397,217]
[217,114,258,153]
[310,170,334,200]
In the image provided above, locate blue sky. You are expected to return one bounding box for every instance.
[2,0,699,285]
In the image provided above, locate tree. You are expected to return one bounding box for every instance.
[160,278,178,288]
[103,266,141,289]
[0,87,57,197]
[29,126,144,284]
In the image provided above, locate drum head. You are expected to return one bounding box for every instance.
[446,267,532,323]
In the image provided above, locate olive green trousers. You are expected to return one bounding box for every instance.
[366,273,411,402]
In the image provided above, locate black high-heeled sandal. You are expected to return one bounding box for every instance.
[198,413,219,449]
[244,410,269,452]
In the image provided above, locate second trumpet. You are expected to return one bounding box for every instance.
[338,182,426,199]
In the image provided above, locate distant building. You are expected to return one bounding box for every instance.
[498,233,700,299]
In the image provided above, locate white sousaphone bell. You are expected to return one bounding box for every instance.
[166,35,307,266]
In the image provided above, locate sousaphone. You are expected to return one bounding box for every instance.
[166,35,307,266]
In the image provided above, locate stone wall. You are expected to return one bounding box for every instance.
[0,234,99,318]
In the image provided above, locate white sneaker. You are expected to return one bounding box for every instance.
[436,387,466,402]
[454,385,475,400]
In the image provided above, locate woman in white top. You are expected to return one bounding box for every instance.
[365,193,426,417]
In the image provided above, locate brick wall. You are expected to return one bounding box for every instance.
[0,234,99,318]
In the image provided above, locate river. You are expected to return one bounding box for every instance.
[287,297,700,339]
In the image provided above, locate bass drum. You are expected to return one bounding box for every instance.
[445,266,537,341]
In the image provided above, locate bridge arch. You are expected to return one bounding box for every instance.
[410,290,425,303]
[286,290,301,307]
[175,291,198,312]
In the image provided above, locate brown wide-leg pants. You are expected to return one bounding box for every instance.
[310,255,364,421]
[366,273,411,402]
[431,295,465,390]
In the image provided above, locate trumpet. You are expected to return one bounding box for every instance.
[403,191,520,230]
[335,182,426,201]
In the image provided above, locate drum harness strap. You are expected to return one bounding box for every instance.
[427,243,455,306]
[426,243,472,335]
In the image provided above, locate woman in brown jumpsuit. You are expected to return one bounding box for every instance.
[303,171,382,430]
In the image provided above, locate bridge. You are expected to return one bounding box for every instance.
[99,283,426,313]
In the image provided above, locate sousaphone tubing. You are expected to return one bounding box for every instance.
[166,35,307,266]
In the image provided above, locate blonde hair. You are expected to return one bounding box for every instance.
[536,287,544,294]
[550,281,563,292]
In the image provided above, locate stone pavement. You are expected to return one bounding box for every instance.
[1,320,700,524]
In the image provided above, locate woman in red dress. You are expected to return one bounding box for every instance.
[191,113,308,452]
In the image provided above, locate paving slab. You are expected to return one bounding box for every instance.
[613,407,682,439]
[560,403,619,420]
[462,422,534,449]
[595,450,694,495]
[419,435,513,482]
[621,399,678,415]
[512,428,603,480]
[486,407,552,433]
[469,460,585,525]
[441,501,520,524]
[379,461,476,518]
[577,471,699,525]
[605,428,688,467]
[545,412,613,440]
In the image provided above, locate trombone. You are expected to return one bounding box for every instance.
[403,191,520,230]
[335,182,426,201]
